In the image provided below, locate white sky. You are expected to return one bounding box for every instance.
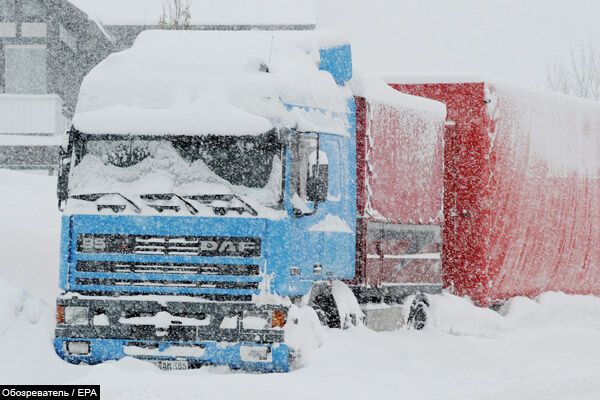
[317,0,600,88]
[68,0,600,89]
[68,0,316,26]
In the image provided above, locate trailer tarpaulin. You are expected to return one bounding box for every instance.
[392,80,600,305]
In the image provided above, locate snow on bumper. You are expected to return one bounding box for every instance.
[54,297,290,372]
[54,338,290,372]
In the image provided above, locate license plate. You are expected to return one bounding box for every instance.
[153,360,189,370]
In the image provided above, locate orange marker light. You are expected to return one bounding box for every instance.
[271,309,286,328]
[56,305,65,324]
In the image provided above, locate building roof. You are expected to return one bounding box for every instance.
[67,0,316,28]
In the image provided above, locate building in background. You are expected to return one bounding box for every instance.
[0,0,111,173]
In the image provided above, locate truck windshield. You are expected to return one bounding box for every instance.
[68,131,284,212]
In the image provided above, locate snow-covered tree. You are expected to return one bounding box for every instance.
[159,0,192,30]
[547,41,600,100]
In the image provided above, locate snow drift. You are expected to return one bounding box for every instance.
[0,169,599,397]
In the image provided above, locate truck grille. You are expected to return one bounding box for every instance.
[73,234,263,299]
[76,261,259,276]
[75,278,259,290]
[133,237,201,255]
[77,234,261,257]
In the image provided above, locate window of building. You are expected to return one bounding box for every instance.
[0,0,16,21]
[59,25,77,51]
[21,22,46,37]
[22,0,45,17]
[0,22,16,36]
[4,44,47,94]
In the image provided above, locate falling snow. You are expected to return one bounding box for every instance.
[1,1,600,398]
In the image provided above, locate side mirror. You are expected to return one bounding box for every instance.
[306,149,328,203]
[57,147,71,210]
[307,164,328,203]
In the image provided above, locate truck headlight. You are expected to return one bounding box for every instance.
[240,345,272,362]
[64,307,89,325]
[242,310,269,330]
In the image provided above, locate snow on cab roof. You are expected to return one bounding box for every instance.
[68,0,316,27]
[73,30,352,137]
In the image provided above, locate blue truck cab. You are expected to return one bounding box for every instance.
[54,30,356,372]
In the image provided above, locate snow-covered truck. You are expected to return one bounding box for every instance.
[53,29,446,371]
[390,78,600,307]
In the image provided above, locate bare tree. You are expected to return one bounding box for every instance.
[159,0,192,30]
[547,41,600,100]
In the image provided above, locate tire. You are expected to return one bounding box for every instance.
[311,292,341,329]
[407,294,429,330]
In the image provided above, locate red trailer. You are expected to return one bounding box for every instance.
[348,73,447,307]
[389,79,600,306]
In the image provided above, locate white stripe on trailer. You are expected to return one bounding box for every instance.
[366,253,441,260]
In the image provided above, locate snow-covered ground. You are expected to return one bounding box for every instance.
[1,169,600,399]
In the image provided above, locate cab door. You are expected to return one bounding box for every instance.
[287,133,324,281]
[319,136,355,280]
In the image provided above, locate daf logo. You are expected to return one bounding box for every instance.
[196,237,261,257]
[199,240,257,253]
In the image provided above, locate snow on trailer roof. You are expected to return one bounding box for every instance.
[73,30,352,137]
[383,75,600,109]
[381,75,484,85]
[351,67,447,119]
[68,0,316,27]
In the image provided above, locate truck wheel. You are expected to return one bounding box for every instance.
[407,294,429,330]
[311,292,341,329]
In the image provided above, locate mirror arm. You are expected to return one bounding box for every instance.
[57,127,77,211]
[293,201,319,218]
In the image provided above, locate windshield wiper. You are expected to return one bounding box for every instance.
[184,194,258,216]
[140,193,198,215]
[71,193,142,214]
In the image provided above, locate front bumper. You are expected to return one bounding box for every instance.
[54,297,290,372]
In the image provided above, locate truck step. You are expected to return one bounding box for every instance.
[361,306,405,332]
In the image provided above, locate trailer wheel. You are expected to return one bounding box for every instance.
[407,294,429,330]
